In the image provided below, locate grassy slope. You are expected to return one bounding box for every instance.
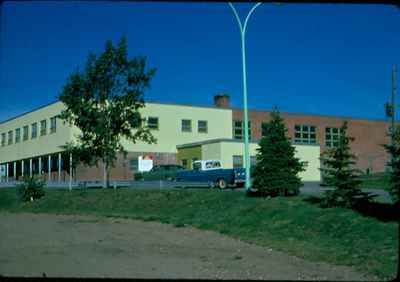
[0,188,398,279]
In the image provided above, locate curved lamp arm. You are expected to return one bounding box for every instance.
[228,2,262,36]
[243,3,262,35]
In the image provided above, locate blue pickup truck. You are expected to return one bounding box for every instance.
[176,160,246,189]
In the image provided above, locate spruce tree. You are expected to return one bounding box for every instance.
[251,109,306,196]
[320,121,374,208]
[384,125,400,205]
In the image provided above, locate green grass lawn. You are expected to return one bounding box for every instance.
[359,172,391,190]
[0,188,398,280]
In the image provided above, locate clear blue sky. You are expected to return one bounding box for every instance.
[0,1,399,123]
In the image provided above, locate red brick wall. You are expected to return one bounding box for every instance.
[233,109,390,173]
[75,151,177,181]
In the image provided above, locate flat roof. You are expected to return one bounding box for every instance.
[0,98,391,125]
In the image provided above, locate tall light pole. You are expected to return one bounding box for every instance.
[228,2,262,191]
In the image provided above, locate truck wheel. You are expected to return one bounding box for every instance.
[217,179,227,190]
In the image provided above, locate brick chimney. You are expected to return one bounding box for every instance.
[214,94,230,108]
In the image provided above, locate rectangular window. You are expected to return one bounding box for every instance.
[50,116,57,133]
[294,124,317,144]
[40,120,47,136]
[147,117,159,130]
[15,128,21,143]
[233,121,243,139]
[181,159,188,168]
[198,120,208,133]
[233,155,256,168]
[31,122,37,139]
[325,127,343,148]
[261,122,268,137]
[1,133,5,146]
[233,155,243,168]
[181,119,192,132]
[233,120,251,140]
[23,125,29,141]
[8,130,13,145]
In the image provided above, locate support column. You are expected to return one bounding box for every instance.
[29,159,32,177]
[69,153,72,191]
[21,160,24,177]
[58,153,61,183]
[48,155,51,182]
[13,162,16,181]
[6,163,9,182]
[39,157,42,176]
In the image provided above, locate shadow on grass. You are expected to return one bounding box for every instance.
[303,196,399,223]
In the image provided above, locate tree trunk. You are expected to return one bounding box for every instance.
[103,161,107,188]
[106,162,111,188]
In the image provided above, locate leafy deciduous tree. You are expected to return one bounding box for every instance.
[59,37,156,188]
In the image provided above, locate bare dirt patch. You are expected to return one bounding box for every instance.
[0,212,374,280]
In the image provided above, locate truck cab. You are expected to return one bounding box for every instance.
[192,160,222,171]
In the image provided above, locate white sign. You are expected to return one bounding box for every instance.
[138,156,153,172]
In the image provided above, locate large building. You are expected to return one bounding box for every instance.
[0,95,390,183]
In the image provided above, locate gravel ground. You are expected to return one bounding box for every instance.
[0,212,376,280]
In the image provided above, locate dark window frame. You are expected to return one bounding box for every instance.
[50,116,57,134]
[15,128,21,143]
[31,123,37,139]
[181,119,192,132]
[8,130,13,145]
[23,125,29,141]
[294,124,317,144]
[198,120,208,133]
[147,116,159,130]
[40,119,47,136]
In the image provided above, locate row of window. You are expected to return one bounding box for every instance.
[233,120,343,148]
[146,117,208,134]
[1,116,57,147]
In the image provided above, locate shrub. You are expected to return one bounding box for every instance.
[16,176,46,202]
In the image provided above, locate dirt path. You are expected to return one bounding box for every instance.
[0,212,373,280]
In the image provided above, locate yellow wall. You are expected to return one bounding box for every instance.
[0,101,233,164]
[218,141,259,169]
[201,142,222,163]
[195,141,321,182]
[176,146,202,169]
[294,145,321,181]
[0,102,74,163]
[121,103,232,153]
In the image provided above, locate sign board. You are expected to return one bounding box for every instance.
[138,155,153,172]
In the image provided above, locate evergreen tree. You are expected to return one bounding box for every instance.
[384,125,400,205]
[320,121,374,208]
[251,109,306,196]
[59,36,156,188]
